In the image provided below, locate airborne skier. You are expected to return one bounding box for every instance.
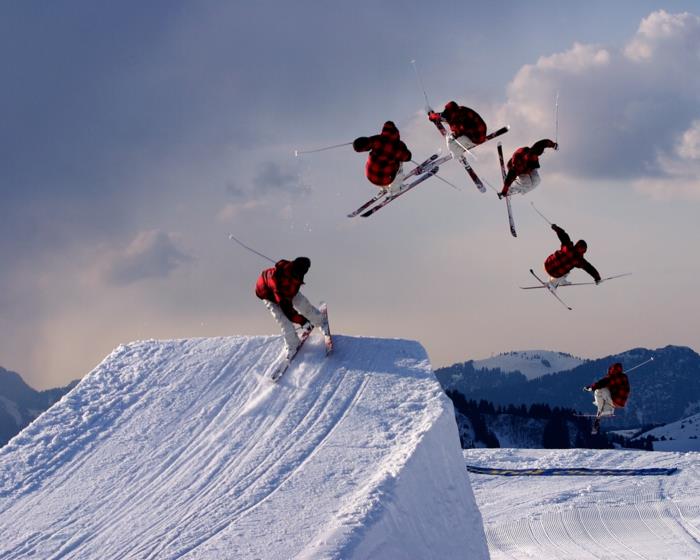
[428,101,488,155]
[353,121,412,195]
[584,363,630,434]
[498,139,558,199]
[544,224,601,286]
[255,257,329,360]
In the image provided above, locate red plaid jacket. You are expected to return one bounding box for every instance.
[591,363,630,407]
[255,260,307,324]
[544,225,601,282]
[502,139,557,194]
[353,121,412,187]
[440,101,487,145]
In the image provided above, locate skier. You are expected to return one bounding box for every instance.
[353,121,412,194]
[544,224,601,286]
[428,101,487,155]
[584,362,630,434]
[255,257,329,360]
[498,139,558,199]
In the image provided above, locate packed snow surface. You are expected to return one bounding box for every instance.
[0,334,488,559]
[467,448,700,559]
[472,350,585,380]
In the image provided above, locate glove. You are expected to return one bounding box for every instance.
[583,386,593,392]
[553,142,559,151]
[428,111,441,123]
[595,278,601,285]
[551,223,558,230]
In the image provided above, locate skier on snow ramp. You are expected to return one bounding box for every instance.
[255,257,329,360]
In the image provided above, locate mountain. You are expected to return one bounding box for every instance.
[436,345,700,429]
[471,350,586,380]
[0,367,77,447]
[634,412,700,451]
[0,335,489,559]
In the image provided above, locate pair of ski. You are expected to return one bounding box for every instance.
[347,153,451,218]
[521,270,632,311]
[347,125,509,218]
[269,303,333,382]
[497,142,517,237]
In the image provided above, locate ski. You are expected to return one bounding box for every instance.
[482,125,510,144]
[269,324,315,382]
[347,153,447,218]
[520,273,633,289]
[527,269,573,310]
[319,302,333,355]
[457,155,486,193]
[360,167,439,217]
[497,142,517,237]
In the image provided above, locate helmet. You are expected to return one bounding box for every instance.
[291,257,311,277]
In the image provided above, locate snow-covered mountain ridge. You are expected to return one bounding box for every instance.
[471,350,586,380]
[0,335,488,559]
[0,367,76,447]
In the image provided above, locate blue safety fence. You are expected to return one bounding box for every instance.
[466,465,678,476]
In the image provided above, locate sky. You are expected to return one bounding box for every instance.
[2,1,700,389]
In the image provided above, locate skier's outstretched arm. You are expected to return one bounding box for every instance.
[353,136,371,152]
[530,139,557,156]
[551,224,571,245]
[502,167,518,192]
[580,259,602,284]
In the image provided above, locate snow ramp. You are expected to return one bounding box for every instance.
[0,334,489,559]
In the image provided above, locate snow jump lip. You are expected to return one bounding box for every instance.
[466,465,679,476]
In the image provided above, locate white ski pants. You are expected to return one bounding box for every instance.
[593,387,615,417]
[386,164,406,194]
[446,134,476,158]
[262,292,324,351]
[510,170,541,195]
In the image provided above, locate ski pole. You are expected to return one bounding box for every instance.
[530,201,553,225]
[411,59,432,113]
[294,141,353,157]
[228,233,275,264]
[554,90,560,145]
[626,356,654,373]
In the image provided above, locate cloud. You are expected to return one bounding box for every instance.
[99,230,193,286]
[219,160,310,219]
[497,10,700,197]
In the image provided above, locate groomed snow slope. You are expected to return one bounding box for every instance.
[467,448,700,559]
[0,334,488,560]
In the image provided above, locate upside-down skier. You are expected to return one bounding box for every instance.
[255,257,329,360]
[584,362,630,434]
[545,224,601,286]
[498,139,558,199]
[428,101,487,156]
[353,121,412,194]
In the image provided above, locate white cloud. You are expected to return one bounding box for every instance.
[496,10,700,198]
